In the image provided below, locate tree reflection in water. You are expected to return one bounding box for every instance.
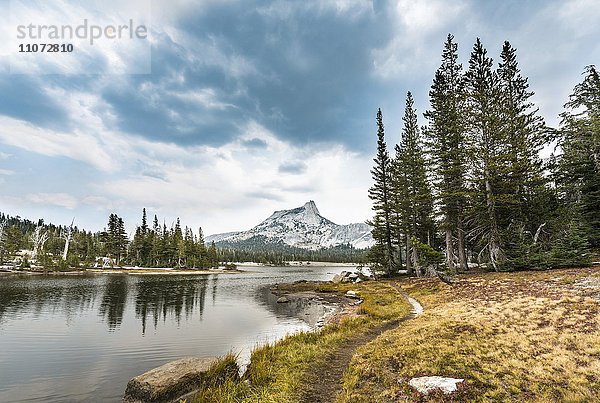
[98,275,128,331]
[134,275,209,335]
[0,276,99,324]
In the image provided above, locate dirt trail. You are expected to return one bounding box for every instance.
[297,282,421,403]
[389,282,424,318]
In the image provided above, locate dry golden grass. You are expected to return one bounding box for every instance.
[193,281,411,403]
[339,267,600,402]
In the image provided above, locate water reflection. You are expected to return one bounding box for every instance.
[0,266,351,403]
[134,276,209,334]
[98,275,128,331]
[0,275,212,334]
[0,276,99,324]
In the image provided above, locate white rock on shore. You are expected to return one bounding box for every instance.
[408,376,464,395]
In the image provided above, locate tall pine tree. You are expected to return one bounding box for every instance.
[392,92,436,276]
[424,34,469,273]
[368,108,396,276]
[557,65,600,251]
[464,38,505,271]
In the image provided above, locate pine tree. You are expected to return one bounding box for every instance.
[368,108,396,276]
[557,65,600,249]
[207,241,218,268]
[496,41,549,267]
[115,217,128,265]
[140,208,151,265]
[424,34,469,273]
[197,227,208,267]
[106,214,128,266]
[464,38,505,271]
[150,215,161,266]
[392,92,436,276]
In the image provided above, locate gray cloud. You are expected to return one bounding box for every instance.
[0,0,598,234]
[278,161,307,174]
[245,190,283,202]
[241,138,269,149]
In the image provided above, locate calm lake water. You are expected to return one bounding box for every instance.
[0,265,351,402]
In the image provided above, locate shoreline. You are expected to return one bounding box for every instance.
[269,281,364,328]
[0,262,363,277]
[0,267,245,276]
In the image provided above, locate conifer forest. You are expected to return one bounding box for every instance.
[369,35,599,276]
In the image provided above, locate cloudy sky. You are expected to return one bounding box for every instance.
[0,0,598,236]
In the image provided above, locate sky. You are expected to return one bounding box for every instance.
[0,0,598,236]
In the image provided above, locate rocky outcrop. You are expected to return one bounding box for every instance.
[332,270,370,284]
[123,356,238,403]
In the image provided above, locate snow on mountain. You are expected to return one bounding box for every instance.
[206,201,374,250]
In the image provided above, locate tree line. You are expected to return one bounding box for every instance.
[0,209,219,269]
[369,34,599,276]
[216,236,368,265]
[0,208,369,269]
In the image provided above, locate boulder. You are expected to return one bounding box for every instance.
[123,357,238,403]
[345,290,360,299]
[348,273,359,280]
[331,274,343,284]
[408,376,464,395]
[277,296,290,303]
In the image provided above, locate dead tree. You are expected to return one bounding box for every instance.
[61,219,75,261]
[30,226,49,261]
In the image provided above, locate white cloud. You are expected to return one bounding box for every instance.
[371,0,469,79]
[171,88,237,110]
[0,169,14,175]
[6,0,151,74]
[557,0,600,37]
[76,120,374,234]
[0,115,116,172]
[27,192,78,209]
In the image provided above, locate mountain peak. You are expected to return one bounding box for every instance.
[206,200,375,250]
[302,200,320,216]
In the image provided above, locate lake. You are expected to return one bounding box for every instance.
[0,265,352,402]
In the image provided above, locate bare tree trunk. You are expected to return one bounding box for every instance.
[61,219,75,261]
[533,223,546,245]
[405,233,413,275]
[30,226,48,261]
[411,241,420,277]
[484,175,503,271]
[0,222,5,265]
[62,238,70,261]
[457,218,468,272]
[445,227,456,273]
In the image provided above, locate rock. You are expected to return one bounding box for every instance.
[332,274,343,284]
[345,290,360,299]
[340,271,349,278]
[354,299,363,305]
[408,376,464,395]
[348,273,359,280]
[354,278,363,284]
[277,296,290,303]
[123,356,238,403]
